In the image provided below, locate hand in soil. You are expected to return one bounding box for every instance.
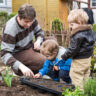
[34,73,41,78]
[19,64,34,77]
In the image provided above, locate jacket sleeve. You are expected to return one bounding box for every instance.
[61,35,82,60]
[39,60,50,76]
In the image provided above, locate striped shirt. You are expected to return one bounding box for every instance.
[1,15,44,71]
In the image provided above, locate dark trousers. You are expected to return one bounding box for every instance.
[48,66,71,83]
[13,48,46,75]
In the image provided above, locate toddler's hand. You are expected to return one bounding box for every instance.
[54,66,59,71]
[34,73,41,78]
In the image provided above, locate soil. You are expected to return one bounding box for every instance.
[0,77,55,96]
[0,52,55,96]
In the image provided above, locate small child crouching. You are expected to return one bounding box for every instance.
[34,39,72,84]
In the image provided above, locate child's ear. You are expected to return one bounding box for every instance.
[53,52,57,55]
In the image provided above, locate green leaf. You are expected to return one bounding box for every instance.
[1,67,14,87]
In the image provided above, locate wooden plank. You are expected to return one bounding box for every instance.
[12,0,28,12]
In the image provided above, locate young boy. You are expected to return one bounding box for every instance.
[34,39,72,84]
[61,9,95,90]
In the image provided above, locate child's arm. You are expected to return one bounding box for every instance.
[38,60,50,76]
[61,35,82,60]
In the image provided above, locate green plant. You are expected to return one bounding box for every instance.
[51,18,63,31]
[83,78,96,96]
[0,11,8,24]
[1,67,14,87]
[92,24,96,33]
[91,42,96,76]
[0,11,8,18]
[8,13,17,20]
[62,87,84,96]
[0,45,1,51]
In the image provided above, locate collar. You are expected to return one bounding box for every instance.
[71,24,92,36]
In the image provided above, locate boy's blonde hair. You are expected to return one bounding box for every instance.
[68,9,89,24]
[40,39,59,60]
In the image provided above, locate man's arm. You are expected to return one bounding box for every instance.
[1,25,34,77]
[33,20,44,50]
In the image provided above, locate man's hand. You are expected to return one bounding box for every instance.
[34,73,41,78]
[19,64,34,77]
[34,40,41,50]
[54,66,59,71]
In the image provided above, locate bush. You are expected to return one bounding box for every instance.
[92,24,96,33]
[62,87,85,96]
[0,45,1,51]
[0,11,8,26]
[0,11,17,25]
[83,78,96,96]
[51,18,63,32]
[8,13,17,20]
[0,11,8,18]
[91,42,96,76]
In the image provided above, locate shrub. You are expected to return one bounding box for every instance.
[62,87,85,96]
[51,18,63,32]
[0,11,8,18]
[0,11,8,26]
[91,42,96,76]
[83,78,96,96]
[0,45,1,51]
[8,13,17,20]
[92,24,96,33]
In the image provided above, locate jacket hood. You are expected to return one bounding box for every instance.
[71,24,92,36]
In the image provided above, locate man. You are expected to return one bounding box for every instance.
[1,4,46,77]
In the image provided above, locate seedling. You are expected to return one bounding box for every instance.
[1,67,14,87]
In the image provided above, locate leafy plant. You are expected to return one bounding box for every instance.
[51,18,63,32]
[0,11,17,28]
[8,13,17,20]
[83,78,96,96]
[1,67,14,87]
[92,24,96,33]
[62,87,84,96]
[0,11,8,24]
[91,42,96,76]
[0,45,1,51]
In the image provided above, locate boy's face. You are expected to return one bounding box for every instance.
[46,52,57,61]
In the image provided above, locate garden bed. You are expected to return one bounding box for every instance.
[0,76,55,96]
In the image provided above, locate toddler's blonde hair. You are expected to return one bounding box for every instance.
[68,9,89,24]
[40,39,59,60]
